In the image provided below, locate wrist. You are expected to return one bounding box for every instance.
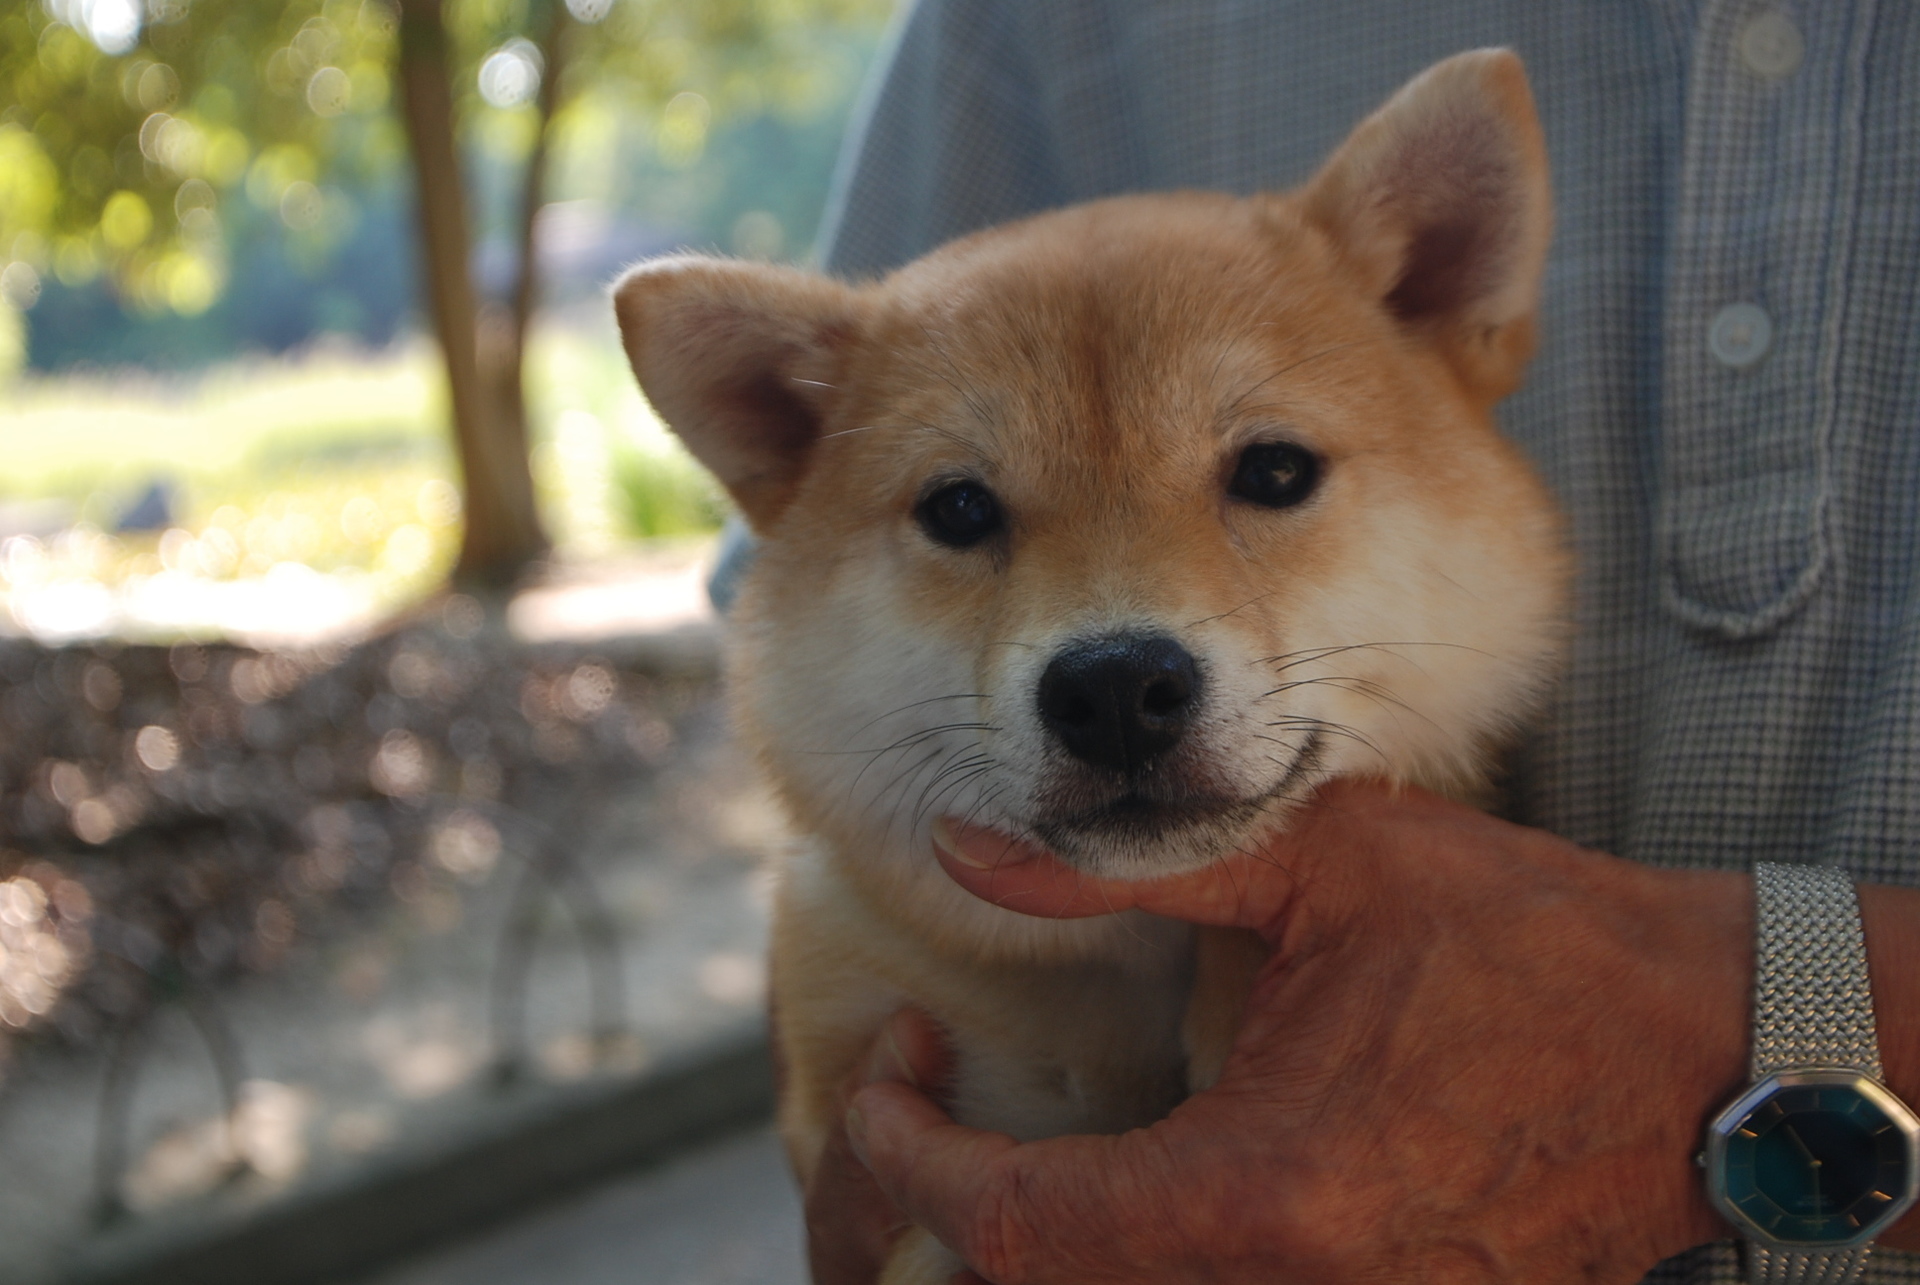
[1693,869,1920,1271]
[1633,864,1752,1256]
[1856,883,1920,1250]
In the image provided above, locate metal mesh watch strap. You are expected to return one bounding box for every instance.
[1750,862,1880,1080]
[1748,1243,1873,1285]
[1745,862,1880,1285]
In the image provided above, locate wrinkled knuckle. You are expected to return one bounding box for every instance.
[959,1171,1041,1285]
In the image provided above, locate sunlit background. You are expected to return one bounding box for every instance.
[1,0,886,638]
[0,2,894,1282]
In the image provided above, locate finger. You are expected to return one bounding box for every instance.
[850,1080,1167,1285]
[930,816,1307,934]
[808,1009,954,1285]
[806,1113,913,1285]
[848,1080,1024,1271]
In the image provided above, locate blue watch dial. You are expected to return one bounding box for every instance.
[1721,1084,1911,1244]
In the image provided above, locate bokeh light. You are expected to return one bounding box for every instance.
[477,40,542,110]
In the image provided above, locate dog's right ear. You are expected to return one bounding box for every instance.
[612,255,862,531]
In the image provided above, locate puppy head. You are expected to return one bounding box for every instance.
[616,50,1566,899]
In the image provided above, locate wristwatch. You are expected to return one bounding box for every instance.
[1704,863,1920,1283]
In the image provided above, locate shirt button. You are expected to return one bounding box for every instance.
[1738,10,1804,80]
[1709,303,1773,368]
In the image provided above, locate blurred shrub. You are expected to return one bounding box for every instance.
[607,443,723,539]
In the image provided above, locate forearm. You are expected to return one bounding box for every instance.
[1611,863,1749,1259]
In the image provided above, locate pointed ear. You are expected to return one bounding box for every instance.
[612,255,862,530]
[1300,49,1551,403]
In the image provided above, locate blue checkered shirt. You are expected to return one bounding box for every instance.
[802,2,1920,1279]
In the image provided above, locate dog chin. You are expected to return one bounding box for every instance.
[1030,794,1287,880]
[1024,731,1324,878]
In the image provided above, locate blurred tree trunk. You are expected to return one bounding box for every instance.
[395,0,549,592]
[477,0,572,554]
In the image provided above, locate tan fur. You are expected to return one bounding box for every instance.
[616,49,1568,1283]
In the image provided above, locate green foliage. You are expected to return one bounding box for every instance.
[0,1,399,315]
[0,0,893,325]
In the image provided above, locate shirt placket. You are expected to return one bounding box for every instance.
[1658,0,1874,639]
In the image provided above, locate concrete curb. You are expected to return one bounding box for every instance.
[58,1023,774,1285]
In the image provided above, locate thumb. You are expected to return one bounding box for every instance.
[928,816,1311,936]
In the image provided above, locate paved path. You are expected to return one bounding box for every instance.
[362,1127,806,1285]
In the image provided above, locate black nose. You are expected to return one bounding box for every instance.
[1036,634,1201,772]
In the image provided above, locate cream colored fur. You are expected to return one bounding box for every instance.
[615,49,1568,1284]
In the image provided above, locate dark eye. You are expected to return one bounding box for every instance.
[917,480,1003,547]
[1229,441,1321,508]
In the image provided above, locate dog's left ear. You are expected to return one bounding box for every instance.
[613,255,863,531]
[1300,49,1551,404]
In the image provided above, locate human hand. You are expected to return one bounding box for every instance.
[844,780,1755,1284]
[804,1006,983,1285]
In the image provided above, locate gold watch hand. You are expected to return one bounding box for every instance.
[1783,1124,1826,1211]
[1783,1123,1821,1167]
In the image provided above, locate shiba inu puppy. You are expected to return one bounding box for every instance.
[616,49,1567,1284]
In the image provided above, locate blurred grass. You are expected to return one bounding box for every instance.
[0,321,724,617]
[0,343,443,505]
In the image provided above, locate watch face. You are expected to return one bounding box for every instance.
[1719,1080,1914,1245]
